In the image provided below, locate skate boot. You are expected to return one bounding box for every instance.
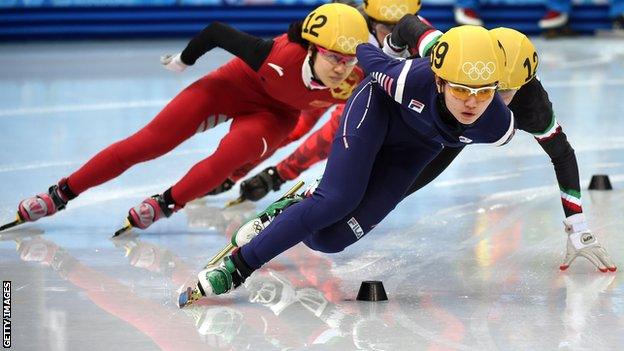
[231,193,303,247]
[179,249,253,307]
[198,249,254,295]
[127,193,180,230]
[231,177,320,247]
[16,178,74,223]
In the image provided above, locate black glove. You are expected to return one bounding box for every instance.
[239,167,285,202]
[390,15,435,53]
[205,178,235,196]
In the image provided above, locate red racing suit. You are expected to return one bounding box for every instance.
[65,23,362,206]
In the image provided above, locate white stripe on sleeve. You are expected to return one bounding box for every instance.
[491,111,516,147]
[394,60,412,104]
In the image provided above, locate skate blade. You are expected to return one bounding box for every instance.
[277,180,305,201]
[112,219,133,238]
[178,286,203,308]
[205,243,235,268]
[0,214,24,232]
[223,196,245,209]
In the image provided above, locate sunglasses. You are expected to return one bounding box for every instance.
[446,81,498,102]
[315,45,358,67]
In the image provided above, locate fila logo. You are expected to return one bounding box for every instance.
[408,99,425,113]
[459,136,473,143]
[267,63,284,77]
[347,217,364,239]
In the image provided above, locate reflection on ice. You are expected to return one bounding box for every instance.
[1,38,623,350]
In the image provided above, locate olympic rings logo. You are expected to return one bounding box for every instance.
[252,220,264,233]
[461,61,496,81]
[336,36,363,54]
[379,4,409,20]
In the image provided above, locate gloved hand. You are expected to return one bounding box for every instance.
[393,15,432,47]
[560,214,617,272]
[382,35,411,59]
[160,53,188,72]
[239,166,285,202]
[389,14,440,58]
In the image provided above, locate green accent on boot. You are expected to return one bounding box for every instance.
[230,195,303,246]
[223,256,237,273]
[260,195,303,218]
[206,257,237,295]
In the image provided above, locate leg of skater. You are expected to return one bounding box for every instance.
[12,75,230,228]
[195,80,394,296]
[304,140,442,253]
[126,110,298,230]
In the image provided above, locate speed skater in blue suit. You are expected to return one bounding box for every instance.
[194,25,516,297]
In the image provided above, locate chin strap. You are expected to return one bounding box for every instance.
[301,51,329,90]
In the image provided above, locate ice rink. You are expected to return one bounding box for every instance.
[1,37,623,350]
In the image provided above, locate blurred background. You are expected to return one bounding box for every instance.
[1,0,623,350]
[1,0,622,41]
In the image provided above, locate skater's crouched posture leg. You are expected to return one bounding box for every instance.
[196,80,439,296]
[14,75,229,225]
[304,138,441,253]
[127,110,298,230]
[239,81,391,270]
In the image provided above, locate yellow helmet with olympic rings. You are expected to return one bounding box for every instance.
[301,3,369,55]
[430,25,506,86]
[363,0,422,24]
[490,27,539,90]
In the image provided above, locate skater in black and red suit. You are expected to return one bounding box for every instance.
[9,3,369,232]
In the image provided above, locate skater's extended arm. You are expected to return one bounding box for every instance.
[180,22,274,69]
[511,78,616,272]
[387,14,442,58]
[511,78,581,218]
[536,131,580,216]
[356,43,431,109]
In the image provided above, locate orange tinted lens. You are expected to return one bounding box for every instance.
[448,85,471,100]
[475,88,495,101]
[449,85,495,102]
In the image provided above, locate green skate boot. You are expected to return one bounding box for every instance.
[178,249,253,307]
[231,195,303,247]
[232,177,321,247]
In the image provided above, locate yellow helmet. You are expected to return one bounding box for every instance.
[430,25,506,86]
[490,27,539,90]
[363,0,422,24]
[301,3,369,55]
